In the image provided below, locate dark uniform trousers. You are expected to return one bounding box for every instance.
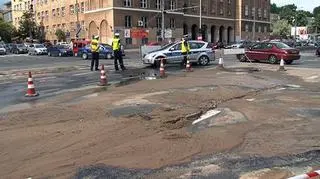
[114,50,125,70]
[91,52,99,70]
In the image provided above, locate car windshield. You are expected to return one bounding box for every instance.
[35,44,45,48]
[274,42,291,49]
[101,44,111,48]
[17,44,25,47]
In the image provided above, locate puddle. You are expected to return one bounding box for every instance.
[291,108,320,119]
[110,104,159,118]
[224,67,260,73]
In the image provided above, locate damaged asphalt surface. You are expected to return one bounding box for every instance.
[0,52,319,179]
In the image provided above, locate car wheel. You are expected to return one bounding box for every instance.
[285,60,293,65]
[198,55,210,66]
[106,53,112,59]
[268,55,278,64]
[82,53,88,60]
[237,54,248,62]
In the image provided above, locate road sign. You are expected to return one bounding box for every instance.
[124,29,131,38]
[164,29,172,38]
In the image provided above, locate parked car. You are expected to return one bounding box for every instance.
[5,43,14,52]
[142,40,215,67]
[237,42,300,64]
[73,40,91,56]
[101,43,125,56]
[28,44,48,55]
[0,44,7,55]
[11,44,28,54]
[226,40,253,49]
[316,46,320,57]
[47,45,73,57]
[78,44,114,60]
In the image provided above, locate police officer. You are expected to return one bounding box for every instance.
[112,33,126,71]
[90,35,100,71]
[181,34,190,67]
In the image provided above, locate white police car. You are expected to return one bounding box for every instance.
[142,40,215,67]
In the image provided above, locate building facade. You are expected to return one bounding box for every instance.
[2,1,13,23]
[11,0,32,27]
[16,0,270,46]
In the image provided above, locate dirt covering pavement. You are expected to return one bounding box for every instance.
[0,66,319,179]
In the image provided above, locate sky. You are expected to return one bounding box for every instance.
[271,0,319,12]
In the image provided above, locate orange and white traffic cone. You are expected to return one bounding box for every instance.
[278,57,286,71]
[217,55,224,69]
[186,57,193,72]
[25,72,39,97]
[99,64,107,86]
[159,58,166,78]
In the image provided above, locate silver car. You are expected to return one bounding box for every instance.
[142,40,215,67]
[28,44,48,55]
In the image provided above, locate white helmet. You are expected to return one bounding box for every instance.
[114,32,120,36]
[94,35,99,39]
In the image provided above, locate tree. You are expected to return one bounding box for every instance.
[0,18,15,43]
[55,29,66,41]
[313,13,320,30]
[313,6,320,17]
[279,4,297,25]
[295,10,309,26]
[18,12,40,40]
[271,3,281,14]
[271,19,292,37]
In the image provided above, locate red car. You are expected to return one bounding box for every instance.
[237,42,300,64]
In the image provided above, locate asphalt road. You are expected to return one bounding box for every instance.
[0,50,319,113]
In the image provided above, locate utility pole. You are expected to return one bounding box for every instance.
[199,0,202,38]
[161,0,165,41]
[76,0,80,41]
[252,0,256,41]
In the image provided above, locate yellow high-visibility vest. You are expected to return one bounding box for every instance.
[181,40,190,53]
[112,38,121,51]
[91,39,99,52]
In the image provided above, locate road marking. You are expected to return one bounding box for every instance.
[306,75,319,80]
[72,72,95,76]
[192,110,221,125]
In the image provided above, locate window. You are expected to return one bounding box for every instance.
[275,42,290,49]
[170,0,176,10]
[252,7,255,17]
[264,9,267,18]
[56,8,60,16]
[228,0,231,4]
[190,42,205,49]
[81,21,85,30]
[264,26,267,33]
[245,5,248,16]
[61,7,65,16]
[156,17,161,28]
[211,2,215,14]
[169,18,175,28]
[228,9,231,16]
[140,0,147,8]
[70,22,74,31]
[172,43,182,50]
[141,16,147,28]
[41,11,44,19]
[252,43,262,49]
[245,24,249,32]
[70,5,74,14]
[62,23,66,29]
[52,9,55,16]
[219,8,223,15]
[75,3,79,13]
[156,0,161,9]
[37,12,41,19]
[125,16,132,28]
[258,8,261,18]
[258,26,261,33]
[124,0,131,7]
[45,10,48,19]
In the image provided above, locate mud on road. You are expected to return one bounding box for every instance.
[0,67,319,179]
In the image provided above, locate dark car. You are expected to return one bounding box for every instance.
[237,42,300,64]
[316,47,320,57]
[78,44,114,60]
[47,45,73,57]
[11,44,28,54]
[5,43,13,52]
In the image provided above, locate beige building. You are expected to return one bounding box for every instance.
[28,0,270,46]
[11,0,32,27]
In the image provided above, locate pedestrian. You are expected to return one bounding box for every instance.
[112,33,126,71]
[90,35,100,71]
[181,34,190,68]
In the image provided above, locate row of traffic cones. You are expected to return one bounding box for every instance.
[159,57,193,78]
[217,55,287,71]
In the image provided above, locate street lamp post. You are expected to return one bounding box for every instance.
[199,0,202,39]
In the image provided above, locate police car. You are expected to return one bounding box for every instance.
[142,40,215,67]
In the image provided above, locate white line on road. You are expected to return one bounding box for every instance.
[38,76,57,81]
[72,72,95,76]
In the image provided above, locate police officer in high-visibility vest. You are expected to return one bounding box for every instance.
[181,35,190,67]
[90,35,100,71]
[112,33,126,71]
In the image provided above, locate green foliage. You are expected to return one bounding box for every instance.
[313,13,320,29]
[18,12,40,40]
[271,19,292,37]
[313,6,320,17]
[0,19,15,43]
[55,29,66,41]
[270,3,280,14]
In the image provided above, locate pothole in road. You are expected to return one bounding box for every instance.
[223,67,261,73]
[189,108,248,133]
[110,104,160,118]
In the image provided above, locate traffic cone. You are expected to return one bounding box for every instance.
[98,64,107,86]
[25,72,39,97]
[217,55,224,69]
[186,57,193,72]
[278,57,286,71]
[159,58,166,78]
